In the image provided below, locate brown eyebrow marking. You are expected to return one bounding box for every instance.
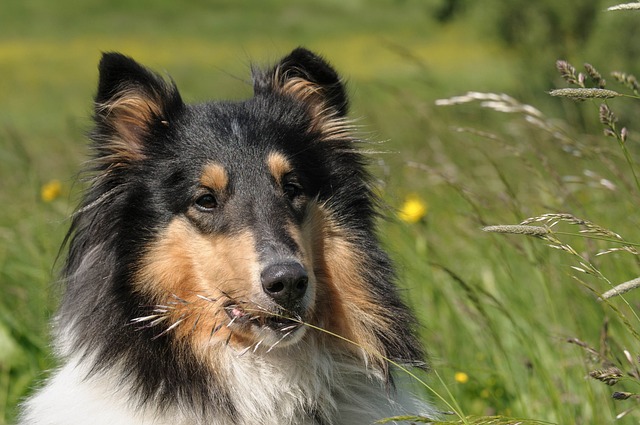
[200,163,229,191]
[266,151,293,185]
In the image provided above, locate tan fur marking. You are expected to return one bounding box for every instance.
[266,152,292,185]
[97,89,165,163]
[281,77,323,104]
[200,163,229,192]
[136,218,260,351]
[273,70,354,141]
[306,204,390,369]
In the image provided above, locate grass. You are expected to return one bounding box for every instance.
[384,77,640,422]
[2,1,640,424]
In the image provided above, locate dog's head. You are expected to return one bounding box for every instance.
[61,49,422,378]
[88,49,357,350]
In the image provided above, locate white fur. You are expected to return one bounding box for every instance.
[20,332,434,425]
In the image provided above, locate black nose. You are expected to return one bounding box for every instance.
[261,262,308,308]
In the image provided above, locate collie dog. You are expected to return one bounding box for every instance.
[19,48,433,424]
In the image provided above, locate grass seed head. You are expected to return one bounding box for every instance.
[556,60,580,86]
[482,225,550,238]
[599,103,617,126]
[584,63,606,89]
[621,127,628,142]
[611,71,640,95]
[612,391,633,400]
[549,88,622,100]
[589,367,623,386]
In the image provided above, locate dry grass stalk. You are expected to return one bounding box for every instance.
[596,245,639,256]
[608,3,640,11]
[487,213,640,316]
[484,218,585,264]
[435,92,543,117]
[436,91,581,154]
[520,213,623,240]
[601,277,640,300]
[487,214,640,294]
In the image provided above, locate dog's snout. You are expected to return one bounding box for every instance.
[261,262,308,307]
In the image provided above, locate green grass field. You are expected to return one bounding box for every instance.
[2,1,640,423]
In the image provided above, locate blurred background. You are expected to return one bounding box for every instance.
[2,0,640,423]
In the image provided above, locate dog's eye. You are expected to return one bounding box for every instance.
[194,194,218,211]
[283,181,303,200]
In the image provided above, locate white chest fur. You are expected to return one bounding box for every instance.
[19,341,433,425]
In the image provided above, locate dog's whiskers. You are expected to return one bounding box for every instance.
[236,346,252,357]
[148,316,170,327]
[152,316,186,340]
[265,330,294,353]
[253,339,263,353]
[196,294,218,303]
[131,314,164,323]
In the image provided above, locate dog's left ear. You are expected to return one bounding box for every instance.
[254,48,348,119]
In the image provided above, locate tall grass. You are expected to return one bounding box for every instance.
[0,128,76,422]
[378,53,640,424]
[478,58,640,421]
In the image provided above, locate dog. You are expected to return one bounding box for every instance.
[19,48,434,424]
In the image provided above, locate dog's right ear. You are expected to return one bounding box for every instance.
[93,53,183,164]
[253,48,353,141]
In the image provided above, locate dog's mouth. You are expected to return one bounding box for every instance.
[224,303,303,333]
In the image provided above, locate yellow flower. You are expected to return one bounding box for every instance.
[41,179,62,202]
[398,194,428,223]
[454,371,469,384]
